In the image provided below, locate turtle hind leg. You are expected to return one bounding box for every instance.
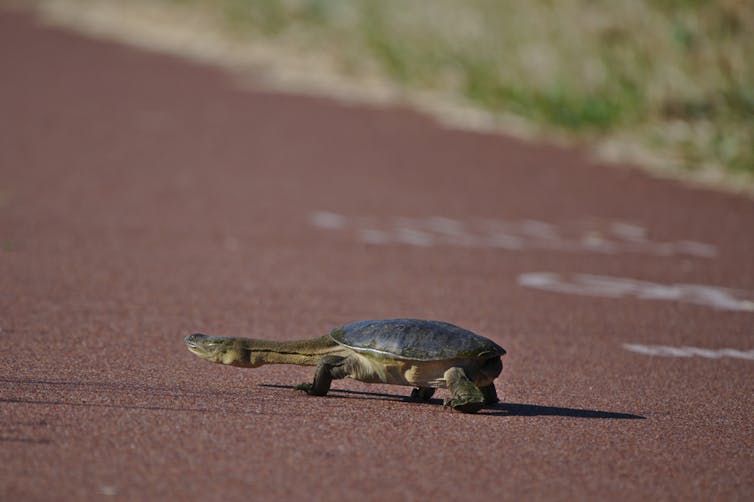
[295,355,352,396]
[409,387,436,402]
[443,367,484,413]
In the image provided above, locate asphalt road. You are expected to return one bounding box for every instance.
[1,9,752,501]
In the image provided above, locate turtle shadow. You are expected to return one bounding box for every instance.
[0,435,52,444]
[260,383,407,402]
[483,402,645,419]
[0,377,258,416]
[259,384,645,419]
[0,396,251,415]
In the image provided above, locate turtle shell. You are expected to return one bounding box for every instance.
[329,319,506,361]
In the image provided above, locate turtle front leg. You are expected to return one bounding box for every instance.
[480,383,500,405]
[443,367,484,413]
[295,355,350,396]
[409,387,436,402]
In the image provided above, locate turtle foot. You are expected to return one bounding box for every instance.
[444,397,484,414]
[294,382,329,396]
[294,382,313,393]
[409,387,436,402]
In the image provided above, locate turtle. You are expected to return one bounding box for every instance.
[184,318,506,413]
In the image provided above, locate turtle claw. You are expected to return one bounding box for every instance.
[444,397,484,414]
[294,382,313,393]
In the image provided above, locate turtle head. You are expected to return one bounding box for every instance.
[184,333,257,367]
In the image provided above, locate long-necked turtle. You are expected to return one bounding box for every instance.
[184,318,506,413]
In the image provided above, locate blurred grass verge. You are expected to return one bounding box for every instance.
[22,0,754,194]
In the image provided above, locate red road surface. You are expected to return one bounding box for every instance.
[1,9,752,501]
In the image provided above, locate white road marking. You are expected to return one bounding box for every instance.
[395,226,434,247]
[623,344,754,360]
[610,222,647,242]
[310,211,347,230]
[98,486,118,496]
[359,229,390,245]
[518,272,754,312]
[309,211,717,258]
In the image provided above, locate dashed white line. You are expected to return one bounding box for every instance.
[309,211,718,258]
[623,344,754,360]
[518,272,754,312]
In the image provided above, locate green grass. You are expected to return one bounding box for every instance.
[185,0,753,178]
[38,0,754,182]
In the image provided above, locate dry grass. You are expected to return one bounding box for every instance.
[24,0,754,193]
